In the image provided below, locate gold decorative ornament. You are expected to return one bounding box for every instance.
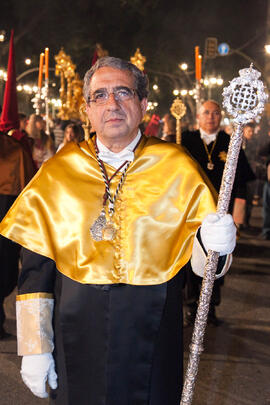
[79,102,91,141]
[218,151,227,162]
[202,138,217,170]
[55,48,84,121]
[170,97,186,144]
[130,48,146,71]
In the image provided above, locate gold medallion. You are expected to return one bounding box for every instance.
[102,221,116,241]
[90,210,106,241]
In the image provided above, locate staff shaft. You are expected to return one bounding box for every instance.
[180,124,243,404]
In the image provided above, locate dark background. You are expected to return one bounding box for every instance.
[0,0,268,117]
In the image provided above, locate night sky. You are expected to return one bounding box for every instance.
[0,0,268,115]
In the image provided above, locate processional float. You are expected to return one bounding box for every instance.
[180,65,268,404]
[33,47,86,134]
[54,48,84,121]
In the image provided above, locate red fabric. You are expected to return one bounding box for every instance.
[0,30,20,133]
[91,50,98,66]
[8,129,24,141]
[144,114,161,137]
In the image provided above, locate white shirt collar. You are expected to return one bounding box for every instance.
[96,130,141,170]
[199,128,218,145]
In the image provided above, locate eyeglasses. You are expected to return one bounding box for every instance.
[88,86,136,105]
[202,110,221,117]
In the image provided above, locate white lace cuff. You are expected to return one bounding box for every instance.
[16,293,54,356]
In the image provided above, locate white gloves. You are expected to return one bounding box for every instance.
[200,213,236,256]
[21,353,58,398]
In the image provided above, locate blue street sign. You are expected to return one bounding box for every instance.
[218,43,230,56]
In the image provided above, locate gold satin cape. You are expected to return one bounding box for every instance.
[0,135,217,285]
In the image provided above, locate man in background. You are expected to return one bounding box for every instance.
[182,100,254,326]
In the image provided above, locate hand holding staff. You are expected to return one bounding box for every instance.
[180,65,268,405]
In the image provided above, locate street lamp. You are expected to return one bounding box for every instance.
[179,63,188,71]
[147,101,158,111]
[0,69,7,81]
[203,76,223,98]
[25,58,32,65]
[0,30,5,42]
[209,77,217,85]
[265,44,270,54]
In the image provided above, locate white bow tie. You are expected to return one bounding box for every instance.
[200,133,217,145]
[98,150,134,169]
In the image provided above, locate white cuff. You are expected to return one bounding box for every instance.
[16,293,54,356]
[191,230,232,279]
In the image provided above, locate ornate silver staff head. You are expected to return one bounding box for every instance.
[222,64,268,125]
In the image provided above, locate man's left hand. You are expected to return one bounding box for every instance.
[200,213,236,256]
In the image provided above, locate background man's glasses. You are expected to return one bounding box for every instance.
[88,86,136,105]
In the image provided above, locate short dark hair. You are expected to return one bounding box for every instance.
[83,56,149,103]
[244,122,255,129]
[65,123,84,141]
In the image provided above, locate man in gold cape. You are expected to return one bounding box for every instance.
[0,57,236,405]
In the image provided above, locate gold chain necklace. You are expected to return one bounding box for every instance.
[202,138,217,170]
[90,137,141,242]
[90,145,130,242]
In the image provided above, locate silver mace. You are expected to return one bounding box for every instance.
[180,64,268,405]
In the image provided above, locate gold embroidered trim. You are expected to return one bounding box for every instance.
[16,292,54,301]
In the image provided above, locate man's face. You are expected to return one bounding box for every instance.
[20,118,27,131]
[36,119,46,131]
[65,127,75,142]
[197,101,221,134]
[243,126,254,140]
[86,67,147,148]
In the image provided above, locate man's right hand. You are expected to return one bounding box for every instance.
[21,353,58,398]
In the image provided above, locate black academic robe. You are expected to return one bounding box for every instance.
[0,195,21,307]
[19,248,184,405]
[181,130,255,199]
[181,130,255,305]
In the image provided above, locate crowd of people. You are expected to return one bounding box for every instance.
[19,114,84,169]
[0,53,268,405]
